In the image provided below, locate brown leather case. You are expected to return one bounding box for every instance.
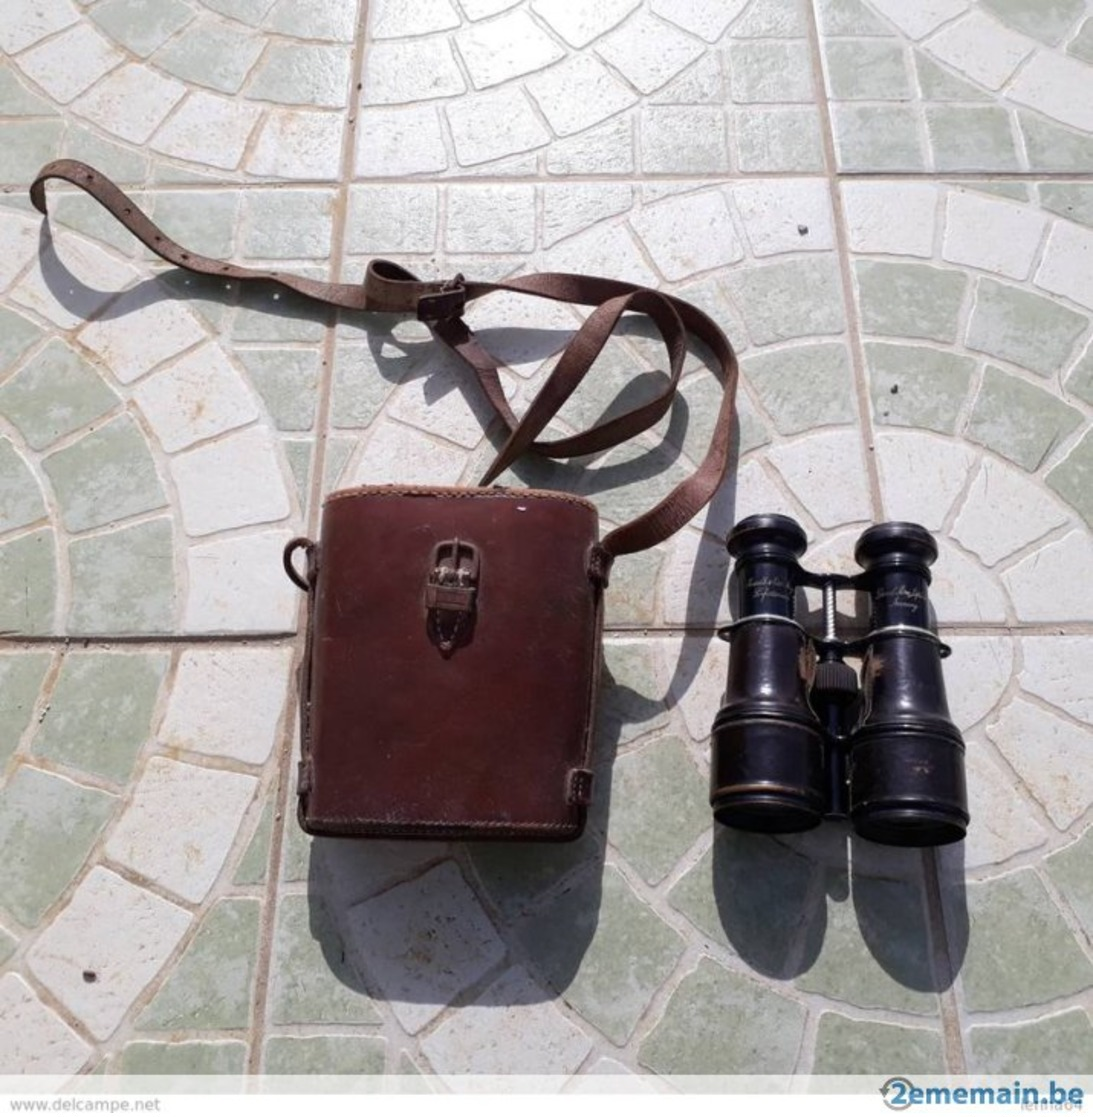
[293,486,604,841]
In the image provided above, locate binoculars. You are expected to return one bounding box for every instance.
[710,514,969,847]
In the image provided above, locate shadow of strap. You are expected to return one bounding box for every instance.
[30,159,740,559]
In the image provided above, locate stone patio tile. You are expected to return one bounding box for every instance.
[966,366,1083,471]
[812,1014,945,1075]
[968,1010,1093,1074]
[794,870,940,1016]
[965,279,1087,376]
[157,647,292,766]
[137,899,261,1031]
[420,967,592,1077]
[607,736,709,885]
[1047,428,1093,529]
[1003,531,1093,622]
[29,651,169,783]
[342,861,506,1034]
[269,893,382,1027]
[856,261,968,344]
[670,829,818,979]
[513,865,686,1044]
[639,958,806,1075]
[104,757,258,904]
[1043,827,1093,937]
[951,458,1069,565]
[262,1035,385,1076]
[27,867,192,1041]
[0,973,92,1076]
[0,652,52,769]
[956,870,1093,1012]
[0,765,116,928]
[117,1040,247,1076]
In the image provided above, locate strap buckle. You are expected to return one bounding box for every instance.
[417,274,466,322]
[426,539,479,653]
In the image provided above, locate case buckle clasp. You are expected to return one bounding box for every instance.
[426,539,479,653]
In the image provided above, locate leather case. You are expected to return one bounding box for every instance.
[289,486,605,841]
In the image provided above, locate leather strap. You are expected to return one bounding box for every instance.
[30,159,739,558]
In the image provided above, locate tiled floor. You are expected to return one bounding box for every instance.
[0,0,1091,1086]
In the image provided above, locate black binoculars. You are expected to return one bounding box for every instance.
[710,514,969,847]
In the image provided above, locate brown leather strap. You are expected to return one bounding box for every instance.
[30,159,739,558]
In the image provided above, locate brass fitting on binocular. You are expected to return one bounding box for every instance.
[709,514,969,848]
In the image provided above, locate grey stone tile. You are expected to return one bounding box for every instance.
[67,518,178,635]
[969,1009,1093,1074]
[812,1013,945,1074]
[866,342,976,434]
[90,0,195,57]
[966,366,1083,471]
[743,343,857,434]
[734,106,824,172]
[795,871,939,1016]
[29,651,168,783]
[669,829,819,979]
[42,416,168,534]
[966,279,1088,377]
[237,349,321,431]
[269,893,382,1027]
[1047,429,1093,528]
[639,957,806,1075]
[233,801,274,887]
[137,899,260,1031]
[727,257,846,346]
[979,0,1087,46]
[342,861,505,1034]
[514,865,685,1044]
[832,105,926,171]
[0,340,118,453]
[1044,828,1093,938]
[608,736,709,885]
[914,52,991,101]
[856,261,968,344]
[118,1040,247,1076]
[1019,112,1093,172]
[926,106,1022,172]
[959,870,1093,1012]
[0,766,116,928]
[0,530,56,637]
[1039,183,1093,230]
[263,1035,385,1076]
[0,653,51,769]
[1070,18,1093,62]
[824,40,913,101]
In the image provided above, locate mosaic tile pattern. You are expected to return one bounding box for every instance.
[0,0,1091,1087]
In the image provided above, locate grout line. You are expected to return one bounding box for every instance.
[244,1,374,1077]
[802,0,884,521]
[922,849,969,1074]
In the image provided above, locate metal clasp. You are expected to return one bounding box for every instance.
[426,539,479,653]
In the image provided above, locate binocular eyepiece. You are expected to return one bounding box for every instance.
[710,514,969,847]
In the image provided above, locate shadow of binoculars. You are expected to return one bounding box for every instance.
[710,513,969,848]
